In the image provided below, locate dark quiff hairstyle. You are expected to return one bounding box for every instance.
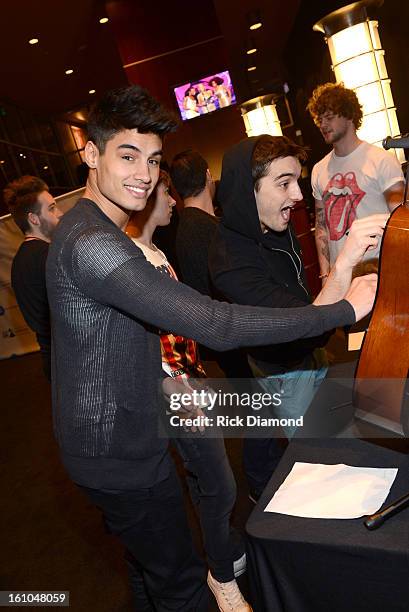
[307,82,363,129]
[87,85,178,153]
[170,149,208,199]
[252,135,308,192]
[3,175,49,234]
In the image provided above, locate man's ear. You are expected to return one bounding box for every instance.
[27,211,40,227]
[84,141,99,169]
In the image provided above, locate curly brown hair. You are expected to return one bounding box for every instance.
[307,82,363,130]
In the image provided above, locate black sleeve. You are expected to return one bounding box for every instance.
[71,227,355,352]
[208,242,333,352]
[210,256,307,309]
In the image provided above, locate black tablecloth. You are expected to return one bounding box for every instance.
[246,439,409,612]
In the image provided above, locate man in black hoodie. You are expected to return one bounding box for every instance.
[208,135,388,499]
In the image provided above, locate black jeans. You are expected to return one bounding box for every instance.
[173,436,240,582]
[80,466,208,611]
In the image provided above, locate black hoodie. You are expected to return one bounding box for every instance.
[208,137,330,374]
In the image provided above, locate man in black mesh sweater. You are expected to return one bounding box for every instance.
[46,85,376,611]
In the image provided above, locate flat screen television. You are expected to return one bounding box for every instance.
[174,70,236,121]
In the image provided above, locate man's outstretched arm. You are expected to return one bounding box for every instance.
[314,198,331,282]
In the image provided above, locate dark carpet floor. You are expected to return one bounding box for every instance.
[0,352,254,611]
[1,347,407,611]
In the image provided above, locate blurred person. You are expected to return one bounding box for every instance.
[46,84,375,610]
[4,176,62,380]
[183,86,199,119]
[126,171,251,611]
[196,82,216,113]
[170,149,253,378]
[170,149,217,296]
[307,82,404,281]
[210,76,232,108]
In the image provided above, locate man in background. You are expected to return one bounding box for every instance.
[4,176,62,380]
[170,149,252,378]
[307,82,404,281]
[170,149,218,295]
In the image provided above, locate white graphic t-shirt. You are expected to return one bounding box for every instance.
[311,141,403,266]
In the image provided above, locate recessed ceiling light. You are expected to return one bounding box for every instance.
[29,38,39,45]
[65,69,74,75]
[89,89,96,94]
[247,9,262,31]
[247,48,257,55]
[247,66,257,72]
[99,17,109,24]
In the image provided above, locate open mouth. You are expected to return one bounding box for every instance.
[280,204,294,222]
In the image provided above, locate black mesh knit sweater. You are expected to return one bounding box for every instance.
[46,198,355,490]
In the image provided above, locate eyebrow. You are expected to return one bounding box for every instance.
[117,144,163,156]
[274,172,296,181]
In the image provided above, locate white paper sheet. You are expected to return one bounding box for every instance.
[264,462,398,519]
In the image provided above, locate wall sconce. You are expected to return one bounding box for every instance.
[314,0,404,162]
[241,95,282,137]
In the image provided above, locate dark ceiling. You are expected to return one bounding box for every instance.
[1,0,407,139]
[0,0,127,115]
[0,0,306,117]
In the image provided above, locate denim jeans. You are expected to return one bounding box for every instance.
[173,435,241,582]
[243,350,328,497]
[249,350,328,438]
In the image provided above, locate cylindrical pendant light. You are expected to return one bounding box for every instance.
[314,0,404,162]
[241,95,282,138]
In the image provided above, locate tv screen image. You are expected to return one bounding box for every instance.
[174,70,236,121]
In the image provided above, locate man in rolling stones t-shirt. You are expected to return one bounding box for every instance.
[308,82,404,279]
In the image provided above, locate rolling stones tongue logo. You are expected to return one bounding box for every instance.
[322,172,365,240]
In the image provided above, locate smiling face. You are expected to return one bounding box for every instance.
[85,129,162,226]
[254,156,302,233]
